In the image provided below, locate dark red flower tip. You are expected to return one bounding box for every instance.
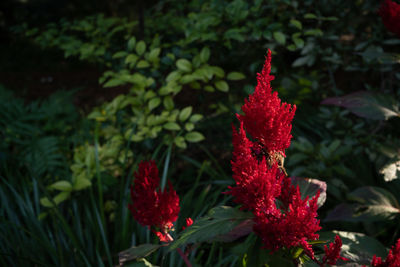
[237,49,296,156]
[379,0,400,37]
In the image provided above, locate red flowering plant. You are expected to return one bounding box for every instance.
[119,50,396,266]
[379,0,400,38]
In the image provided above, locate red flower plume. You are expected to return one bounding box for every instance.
[372,238,400,267]
[237,49,296,156]
[129,160,180,242]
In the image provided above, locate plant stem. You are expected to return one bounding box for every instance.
[177,248,192,267]
[160,144,172,192]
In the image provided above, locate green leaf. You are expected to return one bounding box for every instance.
[166,71,182,83]
[125,54,138,65]
[148,97,161,111]
[174,136,187,149]
[112,51,128,59]
[103,78,125,87]
[214,80,229,92]
[147,48,161,62]
[227,72,245,80]
[304,29,323,36]
[204,85,215,92]
[164,122,181,131]
[136,60,150,68]
[185,122,194,131]
[290,19,302,30]
[199,47,210,63]
[321,91,400,120]
[292,56,310,67]
[184,131,205,142]
[304,13,317,19]
[163,96,174,110]
[179,106,192,122]
[176,59,192,72]
[212,67,225,78]
[49,181,72,191]
[127,36,136,51]
[325,186,400,222]
[73,177,92,191]
[169,206,253,250]
[273,31,286,45]
[136,41,146,56]
[119,244,161,265]
[189,114,203,123]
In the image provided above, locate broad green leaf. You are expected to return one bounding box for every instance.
[199,47,210,63]
[174,136,187,149]
[325,186,400,222]
[204,85,215,92]
[212,67,225,78]
[164,122,181,131]
[189,114,203,123]
[321,91,400,120]
[227,72,245,80]
[185,131,205,142]
[290,19,302,30]
[40,192,71,207]
[179,106,192,122]
[49,181,72,191]
[163,96,174,110]
[148,97,161,111]
[169,206,253,250]
[119,244,161,265]
[166,71,181,82]
[136,41,146,55]
[292,56,311,67]
[136,60,150,68]
[147,48,161,62]
[73,177,92,191]
[215,80,229,92]
[319,231,387,265]
[304,13,317,19]
[304,29,323,36]
[113,51,128,59]
[273,31,286,45]
[127,36,136,51]
[176,59,192,72]
[185,122,194,131]
[103,78,125,87]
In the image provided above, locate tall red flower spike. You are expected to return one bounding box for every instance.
[379,0,400,38]
[372,238,400,267]
[227,50,321,254]
[129,160,180,242]
[227,122,284,212]
[237,49,296,157]
[322,235,348,265]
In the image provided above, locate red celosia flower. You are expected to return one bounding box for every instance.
[379,0,400,38]
[322,235,348,265]
[227,122,284,212]
[253,186,321,252]
[237,49,296,156]
[129,160,180,242]
[372,238,400,267]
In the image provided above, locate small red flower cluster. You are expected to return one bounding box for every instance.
[227,50,321,254]
[129,160,180,242]
[371,238,400,267]
[322,235,348,265]
[379,0,400,38]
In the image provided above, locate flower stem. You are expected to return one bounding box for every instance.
[176,248,192,267]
